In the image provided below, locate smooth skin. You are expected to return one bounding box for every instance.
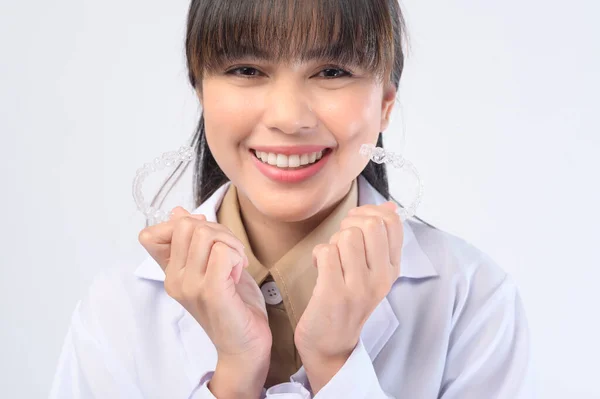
[139,58,402,398]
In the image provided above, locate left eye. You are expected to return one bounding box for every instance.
[227,66,263,77]
[317,68,352,79]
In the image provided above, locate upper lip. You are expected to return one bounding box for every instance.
[250,145,331,155]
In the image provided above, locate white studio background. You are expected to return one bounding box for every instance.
[1,0,598,398]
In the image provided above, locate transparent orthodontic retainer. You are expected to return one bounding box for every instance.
[132,144,423,225]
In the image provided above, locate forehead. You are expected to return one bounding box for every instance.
[189,0,392,76]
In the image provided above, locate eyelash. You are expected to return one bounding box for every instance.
[225,66,353,79]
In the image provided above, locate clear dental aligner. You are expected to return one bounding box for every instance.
[359,144,423,221]
[133,144,423,225]
[132,146,195,226]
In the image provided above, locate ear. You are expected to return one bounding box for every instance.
[380,83,397,132]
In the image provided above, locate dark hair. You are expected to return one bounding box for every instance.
[151,0,434,228]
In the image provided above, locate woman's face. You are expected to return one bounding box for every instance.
[199,59,396,222]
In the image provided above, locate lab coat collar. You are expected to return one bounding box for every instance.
[133,176,438,391]
[134,176,438,281]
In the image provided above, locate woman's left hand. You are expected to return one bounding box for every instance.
[294,201,404,393]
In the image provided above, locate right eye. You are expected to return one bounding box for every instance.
[226,66,263,78]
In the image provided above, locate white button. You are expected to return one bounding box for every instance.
[261,281,283,305]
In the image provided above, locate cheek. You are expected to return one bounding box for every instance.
[316,86,383,142]
[201,80,260,143]
[315,86,383,175]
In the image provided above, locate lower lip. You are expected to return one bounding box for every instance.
[251,150,331,183]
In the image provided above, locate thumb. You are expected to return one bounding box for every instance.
[169,206,190,220]
[170,206,207,221]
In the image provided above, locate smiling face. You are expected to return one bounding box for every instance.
[187,0,399,223]
[199,61,396,222]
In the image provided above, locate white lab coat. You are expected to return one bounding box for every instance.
[49,176,534,398]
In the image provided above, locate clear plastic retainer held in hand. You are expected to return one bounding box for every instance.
[132,146,195,226]
[358,143,424,221]
[132,144,423,225]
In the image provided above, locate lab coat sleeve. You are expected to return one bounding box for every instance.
[311,339,392,398]
[439,269,535,398]
[189,346,382,399]
[48,301,145,399]
[191,371,301,399]
[285,339,392,399]
[187,372,218,399]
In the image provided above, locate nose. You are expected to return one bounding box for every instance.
[262,79,318,135]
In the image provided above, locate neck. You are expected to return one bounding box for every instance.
[237,190,348,267]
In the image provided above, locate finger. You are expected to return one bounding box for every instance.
[168,216,199,275]
[204,242,243,286]
[348,204,403,270]
[340,214,389,268]
[328,231,341,246]
[185,225,246,279]
[335,227,369,289]
[138,223,174,270]
[138,207,205,268]
[170,206,189,220]
[381,201,399,212]
[195,221,248,265]
[312,244,344,291]
[341,216,392,295]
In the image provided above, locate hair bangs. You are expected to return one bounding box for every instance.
[186,0,396,86]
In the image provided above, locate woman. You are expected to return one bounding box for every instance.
[50,0,534,397]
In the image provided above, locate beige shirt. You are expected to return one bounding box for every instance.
[217,180,358,388]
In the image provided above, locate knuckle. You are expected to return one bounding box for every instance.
[137,229,152,245]
[194,224,212,241]
[329,231,340,245]
[340,227,362,242]
[386,212,401,226]
[191,213,206,221]
[364,216,384,231]
[211,241,229,254]
[173,217,197,236]
[313,244,327,256]
[179,216,198,229]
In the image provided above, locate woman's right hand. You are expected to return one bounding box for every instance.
[138,207,272,395]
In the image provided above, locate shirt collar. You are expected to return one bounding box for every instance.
[134,176,438,281]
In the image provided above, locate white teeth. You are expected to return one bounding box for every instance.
[276,154,287,167]
[254,150,325,168]
[300,154,309,165]
[288,154,300,167]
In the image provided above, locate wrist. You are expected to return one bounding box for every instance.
[299,351,351,394]
[208,353,270,399]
